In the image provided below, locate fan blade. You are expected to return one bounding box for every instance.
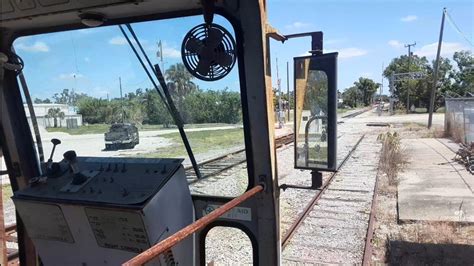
[206,27,224,49]
[185,37,203,53]
[215,53,233,68]
[196,58,212,76]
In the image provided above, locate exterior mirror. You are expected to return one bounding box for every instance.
[294,52,338,171]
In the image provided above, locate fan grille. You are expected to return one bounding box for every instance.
[181,23,237,81]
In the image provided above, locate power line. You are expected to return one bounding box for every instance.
[445,9,474,48]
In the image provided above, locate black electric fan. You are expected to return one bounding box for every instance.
[181,23,236,81]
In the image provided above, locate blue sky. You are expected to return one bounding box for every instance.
[14,0,473,100]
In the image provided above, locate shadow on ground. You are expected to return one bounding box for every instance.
[389,240,474,265]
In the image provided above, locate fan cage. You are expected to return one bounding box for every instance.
[181,23,237,81]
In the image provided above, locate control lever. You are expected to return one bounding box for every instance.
[63,150,87,185]
[45,138,61,177]
[48,138,61,162]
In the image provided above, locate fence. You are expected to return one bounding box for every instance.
[445,97,474,143]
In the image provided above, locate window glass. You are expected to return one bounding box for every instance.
[295,57,329,169]
[15,15,247,197]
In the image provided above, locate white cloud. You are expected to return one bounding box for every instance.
[401,15,417,22]
[285,21,311,31]
[360,72,373,78]
[109,36,133,45]
[16,41,50,52]
[58,73,84,80]
[109,36,148,46]
[160,42,181,58]
[388,40,403,49]
[415,42,468,58]
[335,47,368,59]
[326,39,345,45]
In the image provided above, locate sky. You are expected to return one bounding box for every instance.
[14,0,474,100]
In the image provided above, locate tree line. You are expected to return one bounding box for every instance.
[383,50,473,111]
[34,63,242,127]
[340,50,473,111]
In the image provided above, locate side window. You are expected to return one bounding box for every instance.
[14,15,248,197]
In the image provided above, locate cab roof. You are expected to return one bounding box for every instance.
[1,0,202,36]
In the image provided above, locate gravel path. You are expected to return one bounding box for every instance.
[282,135,380,264]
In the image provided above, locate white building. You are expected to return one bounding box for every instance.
[23,103,83,128]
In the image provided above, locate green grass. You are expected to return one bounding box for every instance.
[139,128,245,158]
[46,123,239,135]
[47,123,110,135]
[337,108,350,114]
[2,184,13,201]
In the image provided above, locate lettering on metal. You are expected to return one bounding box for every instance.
[14,201,74,243]
[85,208,150,253]
[202,204,252,221]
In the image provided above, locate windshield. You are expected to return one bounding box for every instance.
[14,14,248,198]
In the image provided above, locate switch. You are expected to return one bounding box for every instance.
[63,150,87,185]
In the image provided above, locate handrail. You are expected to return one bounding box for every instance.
[122,185,264,266]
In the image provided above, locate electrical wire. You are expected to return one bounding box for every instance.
[445,9,474,48]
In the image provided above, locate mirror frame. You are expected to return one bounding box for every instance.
[293,52,338,172]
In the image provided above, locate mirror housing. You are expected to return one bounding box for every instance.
[294,52,338,172]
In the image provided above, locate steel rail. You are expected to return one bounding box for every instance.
[122,185,264,266]
[186,133,294,183]
[281,134,366,249]
[362,158,381,265]
[341,107,372,119]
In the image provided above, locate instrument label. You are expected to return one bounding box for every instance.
[203,204,252,221]
[85,208,149,253]
[14,201,74,243]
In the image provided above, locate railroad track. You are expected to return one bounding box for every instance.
[341,107,372,119]
[186,133,294,183]
[281,133,380,264]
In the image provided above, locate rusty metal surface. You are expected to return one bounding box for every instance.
[122,185,264,266]
[362,161,381,265]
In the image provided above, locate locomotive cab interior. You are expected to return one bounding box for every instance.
[0,0,338,264]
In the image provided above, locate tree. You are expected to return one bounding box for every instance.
[46,108,65,128]
[165,63,197,122]
[383,54,430,109]
[53,89,88,106]
[34,98,52,104]
[451,51,474,95]
[342,77,379,107]
[353,77,380,106]
[342,86,361,108]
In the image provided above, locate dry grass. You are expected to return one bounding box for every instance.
[378,132,405,185]
[445,115,465,143]
[371,131,474,264]
[391,222,470,244]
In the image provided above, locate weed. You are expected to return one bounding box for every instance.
[377,132,405,185]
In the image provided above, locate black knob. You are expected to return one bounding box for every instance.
[63,150,77,162]
[51,138,61,146]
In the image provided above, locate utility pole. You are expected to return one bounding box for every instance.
[428,8,446,129]
[379,62,384,116]
[157,41,164,72]
[405,42,416,113]
[287,61,290,120]
[276,58,283,128]
[119,77,125,123]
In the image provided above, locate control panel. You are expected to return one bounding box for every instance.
[13,149,194,266]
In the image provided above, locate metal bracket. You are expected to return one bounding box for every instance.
[201,0,215,25]
[267,30,324,55]
[279,171,322,191]
[284,32,323,55]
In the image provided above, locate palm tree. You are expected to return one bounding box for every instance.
[165,63,196,98]
[47,108,65,128]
